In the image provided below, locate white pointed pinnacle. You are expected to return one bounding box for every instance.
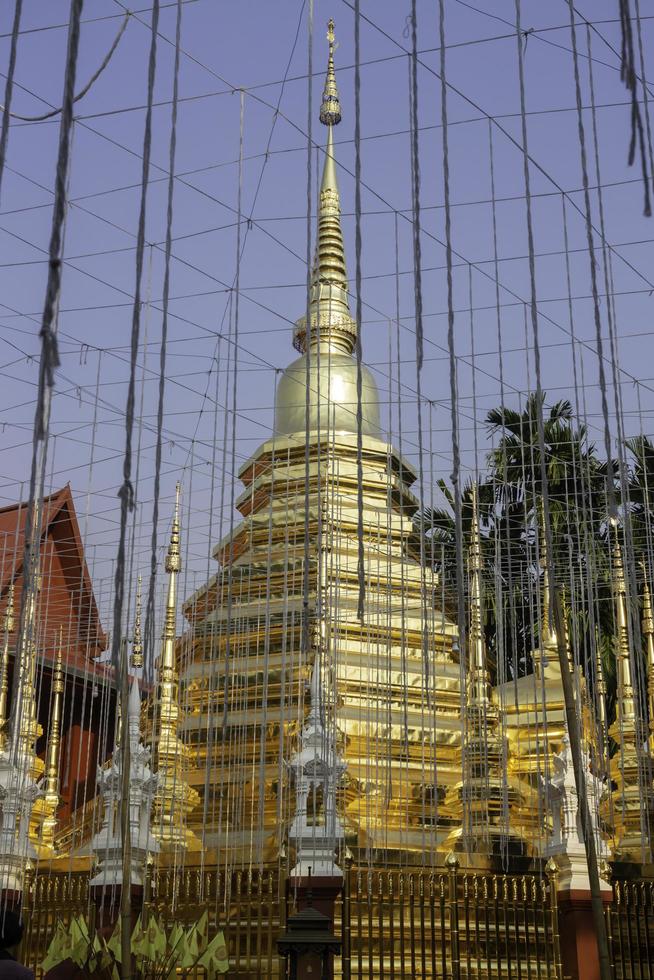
[90,674,160,889]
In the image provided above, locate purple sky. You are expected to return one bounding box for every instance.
[1,0,653,637]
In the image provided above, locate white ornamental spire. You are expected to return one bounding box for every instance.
[90,675,159,889]
[289,652,345,879]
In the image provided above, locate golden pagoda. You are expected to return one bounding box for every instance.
[179,19,462,867]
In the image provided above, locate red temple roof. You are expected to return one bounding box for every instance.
[0,484,108,673]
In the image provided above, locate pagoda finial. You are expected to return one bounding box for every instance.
[163,483,181,656]
[320,19,341,126]
[131,574,143,670]
[293,18,357,356]
[0,583,15,749]
[151,482,200,851]
[641,563,654,740]
[608,522,648,861]
[539,501,557,650]
[467,485,490,706]
[611,522,636,726]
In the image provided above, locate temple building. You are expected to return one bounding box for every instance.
[0,486,115,840]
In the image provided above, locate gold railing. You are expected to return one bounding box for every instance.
[339,863,562,979]
[22,864,564,979]
[606,878,654,980]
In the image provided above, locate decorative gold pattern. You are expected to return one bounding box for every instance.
[131,573,144,670]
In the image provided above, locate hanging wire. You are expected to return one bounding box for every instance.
[353,0,366,622]
[3,12,130,123]
[0,0,23,199]
[10,0,84,768]
[617,0,652,215]
[144,0,183,684]
[110,0,160,675]
[437,0,466,705]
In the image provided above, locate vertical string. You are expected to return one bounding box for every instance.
[111,0,160,679]
[12,0,84,766]
[437,0,466,701]
[0,0,23,199]
[516,2,611,974]
[617,0,652,214]
[354,0,366,622]
[144,0,183,685]
[409,7,431,702]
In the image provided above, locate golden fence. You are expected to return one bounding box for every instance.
[605,879,654,980]
[340,864,561,980]
[20,864,653,979]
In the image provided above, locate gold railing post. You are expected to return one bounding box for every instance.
[446,852,461,980]
[546,858,563,979]
[342,856,352,980]
[19,865,35,969]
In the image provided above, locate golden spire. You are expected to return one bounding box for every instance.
[608,523,647,860]
[151,482,199,850]
[293,18,356,356]
[539,503,557,652]
[641,563,654,740]
[467,486,490,707]
[594,628,607,741]
[0,583,15,749]
[131,574,143,670]
[611,523,636,727]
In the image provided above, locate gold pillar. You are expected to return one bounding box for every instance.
[641,564,654,744]
[40,629,64,853]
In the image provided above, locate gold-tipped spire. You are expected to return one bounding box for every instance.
[151,482,199,851]
[0,583,15,749]
[608,523,649,860]
[467,486,491,707]
[611,524,636,726]
[131,574,143,670]
[320,19,341,126]
[44,628,64,798]
[641,563,654,740]
[293,18,356,356]
[539,504,557,652]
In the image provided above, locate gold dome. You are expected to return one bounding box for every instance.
[274,351,381,437]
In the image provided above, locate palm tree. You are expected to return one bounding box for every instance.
[417,393,620,695]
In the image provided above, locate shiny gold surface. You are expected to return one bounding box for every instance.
[150,483,200,851]
[642,565,654,743]
[607,527,647,862]
[40,628,64,854]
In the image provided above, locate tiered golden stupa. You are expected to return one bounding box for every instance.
[179,20,462,867]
